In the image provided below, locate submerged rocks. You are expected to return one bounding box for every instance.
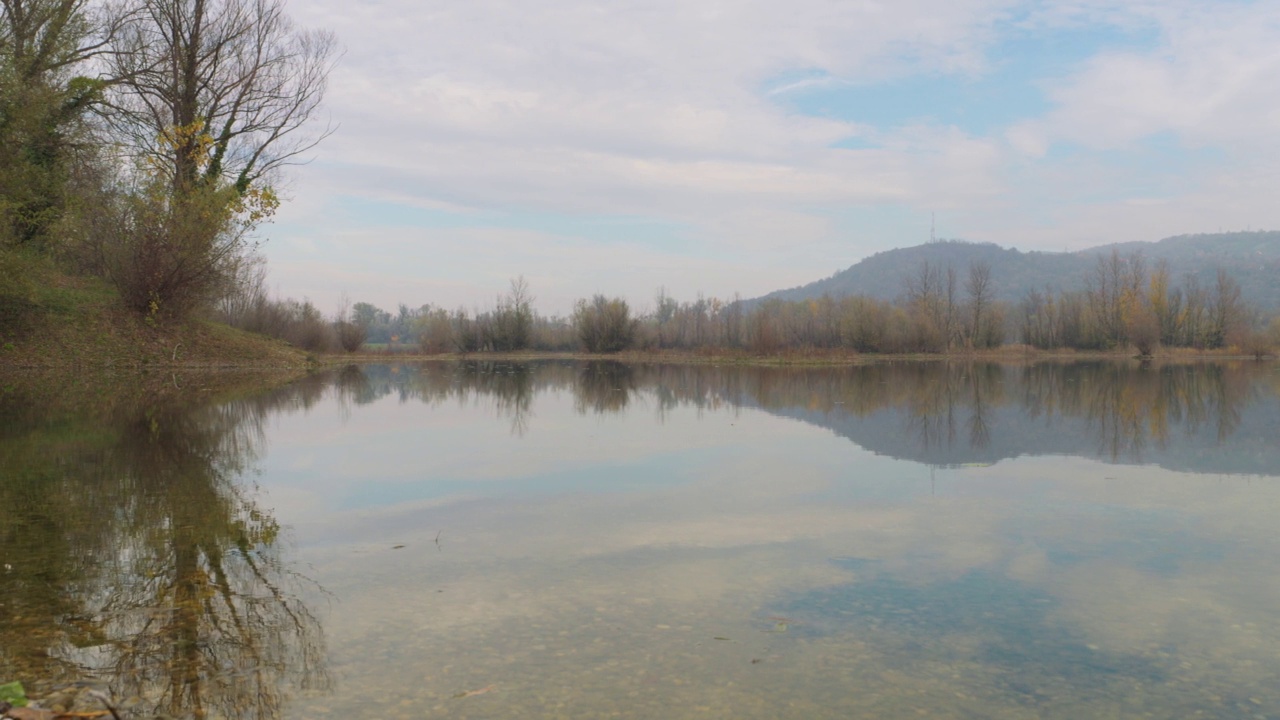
[0,681,120,720]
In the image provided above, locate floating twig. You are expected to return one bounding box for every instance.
[452,684,494,699]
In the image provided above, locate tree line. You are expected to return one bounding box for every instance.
[3,2,1273,359]
[1,0,335,320]
[214,249,1277,357]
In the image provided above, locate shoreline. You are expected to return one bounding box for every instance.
[5,343,1272,373]
[317,346,1277,367]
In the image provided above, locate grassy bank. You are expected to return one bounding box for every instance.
[0,253,310,373]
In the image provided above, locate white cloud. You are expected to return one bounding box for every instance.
[260,0,1280,308]
[1010,2,1280,153]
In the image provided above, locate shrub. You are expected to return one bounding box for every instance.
[334,320,366,352]
[574,295,637,353]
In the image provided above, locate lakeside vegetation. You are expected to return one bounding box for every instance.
[1,0,330,369]
[1,2,1276,370]
[220,251,1279,362]
[0,251,307,372]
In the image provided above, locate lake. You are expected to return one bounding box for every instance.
[3,360,1279,719]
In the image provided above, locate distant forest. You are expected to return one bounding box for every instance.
[215,240,1280,357]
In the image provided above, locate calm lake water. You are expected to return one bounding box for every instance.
[3,360,1280,719]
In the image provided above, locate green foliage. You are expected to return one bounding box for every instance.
[0,0,107,249]
[0,246,36,299]
[0,681,28,707]
[0,0,331,326]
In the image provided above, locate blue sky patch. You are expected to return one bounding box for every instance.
[768,20,1161,137]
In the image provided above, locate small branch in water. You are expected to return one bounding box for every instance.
[85,689,123,720]
[452,684,494,699]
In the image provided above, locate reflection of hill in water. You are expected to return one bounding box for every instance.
[336,360,1280,475]
[733,362,1280,475]
[768,387,1280,475]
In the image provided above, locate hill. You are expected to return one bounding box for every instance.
[754,231,1280,310]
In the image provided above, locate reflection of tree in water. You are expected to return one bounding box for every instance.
[432,361,539,435]
[0,387,328,719]
[967,363,1003,450]
[90,360,1263,492]
[574,362,636,415]
[900,364,961,452]
[358,360,1267,462]
[1020,362,1255,461]
[334,362,380,411]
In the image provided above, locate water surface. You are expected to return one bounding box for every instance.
[3,361,1279,719]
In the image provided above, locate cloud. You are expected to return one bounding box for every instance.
[260,0,1280,308]
[1010,2,1280,153]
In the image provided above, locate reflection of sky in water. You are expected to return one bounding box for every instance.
[251,364,1280,719]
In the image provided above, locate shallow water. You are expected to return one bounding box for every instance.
[3,361,1279,719]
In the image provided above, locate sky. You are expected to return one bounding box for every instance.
[262,0,1280,316]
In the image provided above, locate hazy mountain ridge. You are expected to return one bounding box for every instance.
[756,231,1280,310]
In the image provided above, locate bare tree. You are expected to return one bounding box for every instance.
[905,261,950,351]
[95,0,336,317]
[1147,260,1181,347]
[943,263,958,349]
[332,293,365,352]
[965,261,993,348]
[106,0,337,194]
[1208,269,1245,349]
[1087,250,1145,348]
[486,276,534,351]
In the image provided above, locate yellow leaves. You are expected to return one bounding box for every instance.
[147,291,162,322]
[158,121,215,165]
[228,185,280,227]
[145,121,215,179]
[143,121,278,231]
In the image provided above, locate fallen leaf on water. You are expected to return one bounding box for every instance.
[452,685,495,699]
[766,616,793,632]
